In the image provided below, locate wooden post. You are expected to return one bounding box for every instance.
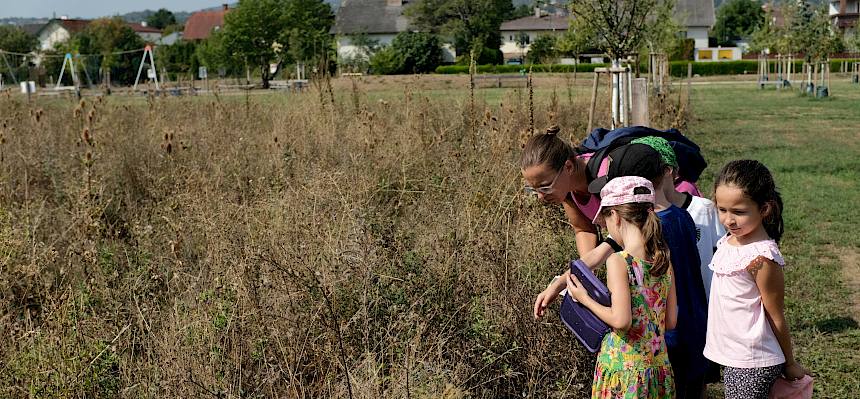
[587,71,600,134]
[631,78,649,126]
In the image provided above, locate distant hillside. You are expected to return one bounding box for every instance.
[0,17,49,26]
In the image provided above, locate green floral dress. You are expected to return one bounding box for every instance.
[592,252,674,398]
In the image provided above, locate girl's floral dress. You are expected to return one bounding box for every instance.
[592,252,674,398]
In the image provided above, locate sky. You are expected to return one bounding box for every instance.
[0,0,228,19]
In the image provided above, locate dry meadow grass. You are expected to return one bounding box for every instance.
[0,77,690,398]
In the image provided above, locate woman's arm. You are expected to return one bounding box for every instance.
[753,258,809,379]
[567,254,632,330]
[533,197,602,319]
[666,269,678,330]
[561,197,599,257]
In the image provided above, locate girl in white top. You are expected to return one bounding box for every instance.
[703,160,809,399]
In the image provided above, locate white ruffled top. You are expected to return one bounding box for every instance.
[703,234,787,368]
[708,234,785,275]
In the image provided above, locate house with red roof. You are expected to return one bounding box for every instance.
[183,4,230,41]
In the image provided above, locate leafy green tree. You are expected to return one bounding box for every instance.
[406,0,513,64]
[391,32,443,73]
[339,33,380,73]
[0,26,38,82]
[281,0,335,66]
[567,0,675,62]
[643,0,682,54]
[0,25,38,53]
[557,20,597,60]
[847,25,860,52]
[527,34,557,64]
[223,0,287,88]
[196,30,243,77]
[146,8,177,29]
[77,18,146,85]
[712,0,764,46]
[223,0,333,88]
[156,41,199,80]
[369,46,404,75]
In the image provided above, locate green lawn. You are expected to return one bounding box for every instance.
[688,81,860,398]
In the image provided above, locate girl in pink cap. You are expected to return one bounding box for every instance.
[566,176,678,398]
[705,160,810,398]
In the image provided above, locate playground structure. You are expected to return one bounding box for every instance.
[587,59,650,133]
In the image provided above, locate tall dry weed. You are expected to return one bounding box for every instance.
[0,79,683,397]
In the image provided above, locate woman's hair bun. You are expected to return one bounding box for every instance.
[545,125,561,135]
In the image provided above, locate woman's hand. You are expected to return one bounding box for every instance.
[783,361,810,381]
[565,273,590,304]
[533,278,564,319]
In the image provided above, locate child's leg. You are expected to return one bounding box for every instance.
[723,365,783,399]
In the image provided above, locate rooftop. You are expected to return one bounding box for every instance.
[333,0,411,35]
[183,5,230,40]
[500,14,569,32]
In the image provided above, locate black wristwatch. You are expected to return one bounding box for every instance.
[603,237,623,252]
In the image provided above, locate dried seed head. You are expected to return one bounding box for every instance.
[82,127,91,144]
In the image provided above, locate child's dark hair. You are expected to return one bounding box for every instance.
[599,202,672,277]
[521,126,578,170]
[714,160,784,243]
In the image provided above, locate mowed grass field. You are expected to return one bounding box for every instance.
[688,81,860,398]
[0,75,857,397]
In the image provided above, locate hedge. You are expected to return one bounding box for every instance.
[435,59,860,76]
[435,63,608,74]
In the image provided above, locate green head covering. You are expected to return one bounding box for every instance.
[630,136,678,168]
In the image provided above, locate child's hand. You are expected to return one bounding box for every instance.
[566,273,589,304]
[534,281,564,319]
[783,361,810,381]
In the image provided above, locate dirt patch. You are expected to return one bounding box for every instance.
[837,246,860,317]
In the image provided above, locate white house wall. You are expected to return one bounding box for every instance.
[38,25,70,51]
[500,30,566,59]
[685,27,709,50]
[337,34,456,64]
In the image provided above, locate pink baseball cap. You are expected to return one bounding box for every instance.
[592,176,656,224]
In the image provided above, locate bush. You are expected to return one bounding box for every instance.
[369,46,404,75]
[435,63,608,74]
[391,32,443,74]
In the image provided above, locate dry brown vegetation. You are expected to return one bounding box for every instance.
[0,78,688,398]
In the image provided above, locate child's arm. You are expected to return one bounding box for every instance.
[566,253,632,330]
[666,269,678,330]
[532,242,614,319]
[753,257,810,380]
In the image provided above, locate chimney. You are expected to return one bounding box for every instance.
[141,21,148,27]
[223,4,229,11]
[387,0,403,6]
[534,7,541,18]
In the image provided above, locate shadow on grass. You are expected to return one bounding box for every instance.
[808,317,860,334]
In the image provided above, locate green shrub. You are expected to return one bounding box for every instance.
[435,63,608,74]
[369,46,404,75]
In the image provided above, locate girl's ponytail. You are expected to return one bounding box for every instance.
[763,192,784,243]
[603,202,672,277]
[642,208,671,277]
